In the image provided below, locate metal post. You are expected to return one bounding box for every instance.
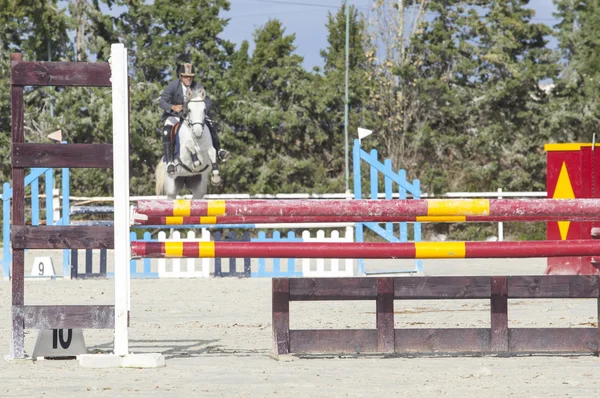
[344,1,350,195]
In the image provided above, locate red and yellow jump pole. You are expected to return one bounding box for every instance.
[135,198,600,218]
[131,240,600,259]
[137,214,600,226]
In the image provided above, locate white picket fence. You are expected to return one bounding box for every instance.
[301,227,354,277]
[154,227,355,278]
[157,230,211,278]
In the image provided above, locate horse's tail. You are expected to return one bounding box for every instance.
[155,161,165,196]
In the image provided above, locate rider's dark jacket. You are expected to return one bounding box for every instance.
[159,79,204,119]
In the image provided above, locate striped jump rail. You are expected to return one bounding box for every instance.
[272,275,600,356]
[131,240,600,259]
[135,198,600,218]
[137,214,600,225]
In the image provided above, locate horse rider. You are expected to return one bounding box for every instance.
[159,63,230,175]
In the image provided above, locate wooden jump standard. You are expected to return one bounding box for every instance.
[10,53,116,358]
[272,276,600,356]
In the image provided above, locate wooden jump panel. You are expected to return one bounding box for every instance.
[9,53,118,359]
[11,226,114,249]
[15,305,115,329]
[12,143,113,168]
[273,275,600,356]
[11,61,111,87]
[11,53,25,358]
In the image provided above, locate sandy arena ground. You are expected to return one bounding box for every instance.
[1,254,600,397]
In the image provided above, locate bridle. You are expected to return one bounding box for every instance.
[184,91,206,132]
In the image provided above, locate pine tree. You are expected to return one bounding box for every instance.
[318,4,374,192]
[222,19,329,193]
[464,0,557,192]
[550,0,600,143]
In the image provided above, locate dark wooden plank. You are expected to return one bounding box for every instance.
[490,276,508,352]
[395,329,491,353]
[376,278,394,352]
[11,60,111,87]
[100,248,107,276]
[86,249,93,275]
[289,277,377,301]
[11,53,26,360]
[12,225,114,249]
[289,329,378,354]
[16,305,115,329]
[272,279,290,355]
[508,275,599,298]
[394,276,491,299]
[12,143,113,168]
[509,328,600,353]
[71,249,79,279]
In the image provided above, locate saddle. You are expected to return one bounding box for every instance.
[169,122,182,147]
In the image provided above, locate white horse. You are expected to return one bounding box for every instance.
[155,87,220,199]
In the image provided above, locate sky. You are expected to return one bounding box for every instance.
[220,0,561,70]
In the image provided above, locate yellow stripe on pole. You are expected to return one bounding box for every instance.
[173,200,191,216]
[415,242,466,258]
[207,200,226,216]
[416,216,467,222]
[165,241,183,257]
[166,216,183,225]
[426,199,490,216]
[199,216,217,224]
[198,242,215,258]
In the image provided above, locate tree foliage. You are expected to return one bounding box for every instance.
[0,0,597,222]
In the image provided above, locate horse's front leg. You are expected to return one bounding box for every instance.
[185,141,202,169]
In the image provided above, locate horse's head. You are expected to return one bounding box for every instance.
[186,87,206,138]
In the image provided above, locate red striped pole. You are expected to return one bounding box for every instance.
[135,198,600,218]
[131,240,600,259]
[137,214,600,225]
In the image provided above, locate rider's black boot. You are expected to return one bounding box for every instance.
[164,142,176,174]
[206,116,231,162]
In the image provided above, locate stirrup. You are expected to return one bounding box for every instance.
[218,149,231,162]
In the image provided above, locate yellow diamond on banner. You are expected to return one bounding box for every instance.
[553,162,575,240]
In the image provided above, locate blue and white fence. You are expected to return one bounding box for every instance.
[1,167,70,280]
[353,138,423,274]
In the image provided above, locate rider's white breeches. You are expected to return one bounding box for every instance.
[163,116,180,135]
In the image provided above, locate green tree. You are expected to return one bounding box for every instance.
[549,0,600,143]
[0,0,72,184]
[222,19,329,193]
[463,0,558,192]
[114,0,235,194]
[318,4,375,194]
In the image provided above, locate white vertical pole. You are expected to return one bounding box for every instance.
[111,43,130,356]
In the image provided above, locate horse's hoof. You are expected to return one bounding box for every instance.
[211,174,222,186]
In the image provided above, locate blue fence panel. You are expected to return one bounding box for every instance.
[1,168,69,280]
[251,231,303,277]
[128,231,158,278]
[352,138,422,275]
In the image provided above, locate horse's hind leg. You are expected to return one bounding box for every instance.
[186,175,208,199]
[164,175,184,200]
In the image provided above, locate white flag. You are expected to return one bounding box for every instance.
[47,129,62,142]
[358,127,372,141]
